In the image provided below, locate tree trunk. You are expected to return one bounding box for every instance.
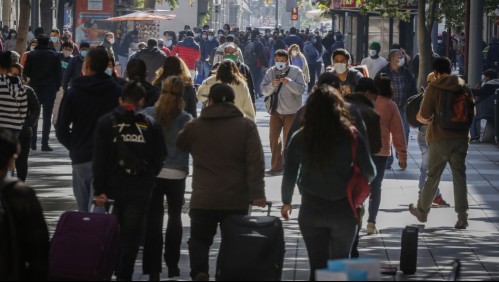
[16,0,31,55]
[417,0,434,89]
[40,0,52,33]
[144,0,156,10]
[2,0,12,27]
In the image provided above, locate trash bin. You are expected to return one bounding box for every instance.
[495,89,499,144]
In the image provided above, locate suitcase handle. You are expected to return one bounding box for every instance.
[91,199,115,214]
[249,201,273,216]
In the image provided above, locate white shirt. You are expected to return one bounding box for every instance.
[157,168,188,180]
[361,56,388,78]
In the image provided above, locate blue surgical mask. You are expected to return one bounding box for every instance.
[275,62,287,71]
[51,37,59,43]
[105,68,113,76]
[208,35,214,41]
[80,50,88,58]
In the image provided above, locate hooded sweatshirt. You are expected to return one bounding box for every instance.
[419,75,472,143]
[56,73,122,164]
[171,37,201,70]
[130,47,167,83]
[176,103,266,211]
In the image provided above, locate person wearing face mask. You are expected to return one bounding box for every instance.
[200,31,219,80]
[330,48,364,96]
[52,42,75,127]
[24,34,63,152]
[288,44,310,85]
[222,43,256,107]
[303,34,321,92]
[48,29,64,52]
[63,42,91,93]
[4,30,18,51]
[157,39,171,56]
[361,41,388,78]
[100,32,117,62]
[117,30,139,77]
[471,69,499,143]
[376,49,417,150]
[171,31,201,79]
[261,49,307,176]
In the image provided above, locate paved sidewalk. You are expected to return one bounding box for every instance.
[27,98,499,281]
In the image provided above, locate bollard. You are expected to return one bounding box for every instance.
[495,89,499,144]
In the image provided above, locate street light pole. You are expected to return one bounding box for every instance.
[275,0,278,29]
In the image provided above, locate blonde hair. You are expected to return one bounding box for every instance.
[155,76,185,130]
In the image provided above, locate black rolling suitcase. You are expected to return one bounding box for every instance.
[216,202,285,281]
[400,225,419,275]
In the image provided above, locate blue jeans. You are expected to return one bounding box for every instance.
[31,85,57,146]
[418,129,442,198]
[202,62,212,80]
[299,194,357,281]
[72,162,95,212]
[368,156,388,224]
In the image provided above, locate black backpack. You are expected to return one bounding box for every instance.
[243,41,257,66]
[405,91,425,128]
[438,89,475,131]
[111,113,150,176]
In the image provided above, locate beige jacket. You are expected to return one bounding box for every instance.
[197,76,256,122]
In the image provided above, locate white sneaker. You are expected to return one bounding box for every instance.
[366,222,379,235]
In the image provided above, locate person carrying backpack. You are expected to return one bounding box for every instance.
[244,30,268,97]
[409,57,474,230]
[93,81,166,281]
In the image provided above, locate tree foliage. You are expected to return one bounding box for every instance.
[141,0,182,9]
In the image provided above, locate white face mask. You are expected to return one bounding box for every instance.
[105,68,113,76]
[62,50,72,57]
[369,50,377,57]
[292,50,298,57]
[166,40,173,47]
[398,57,405,67]
[109,38,115,44]
[275,62,288,71]
[30,46,35,51]
[334,63,347,74]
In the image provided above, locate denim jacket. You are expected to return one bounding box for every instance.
[144,107,193,173]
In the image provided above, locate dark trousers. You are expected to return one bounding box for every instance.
[31,85,57,146]
[368,156,388,224]
[248,64,262,96]
[143,178,186,275]
[15,129,31,181]
[113,190,152,281]
[188,209,247,280]
[307,62,317,92]
[299,194,357,281]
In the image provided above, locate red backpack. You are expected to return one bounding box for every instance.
[346,127,371,220]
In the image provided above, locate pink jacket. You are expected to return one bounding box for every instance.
[374,96,407,161]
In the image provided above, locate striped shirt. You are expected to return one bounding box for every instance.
[0,75,27,131]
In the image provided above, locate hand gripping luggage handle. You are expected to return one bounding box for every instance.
[249,201,273,216]
[90,199,115,214]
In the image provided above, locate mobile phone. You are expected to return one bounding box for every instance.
[274,72,281,80]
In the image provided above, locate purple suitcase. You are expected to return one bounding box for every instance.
[49,205,119,281]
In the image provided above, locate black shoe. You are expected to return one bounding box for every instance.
[168,267,180,278]
[41,145,53,152]
[149,273,160,281]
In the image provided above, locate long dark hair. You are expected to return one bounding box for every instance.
[303,85,352,167]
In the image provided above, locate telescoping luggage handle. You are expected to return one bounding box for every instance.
[249,201,273,216]
[90,199,115,214]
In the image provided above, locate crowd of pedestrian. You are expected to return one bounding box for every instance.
[0,21,498,281]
